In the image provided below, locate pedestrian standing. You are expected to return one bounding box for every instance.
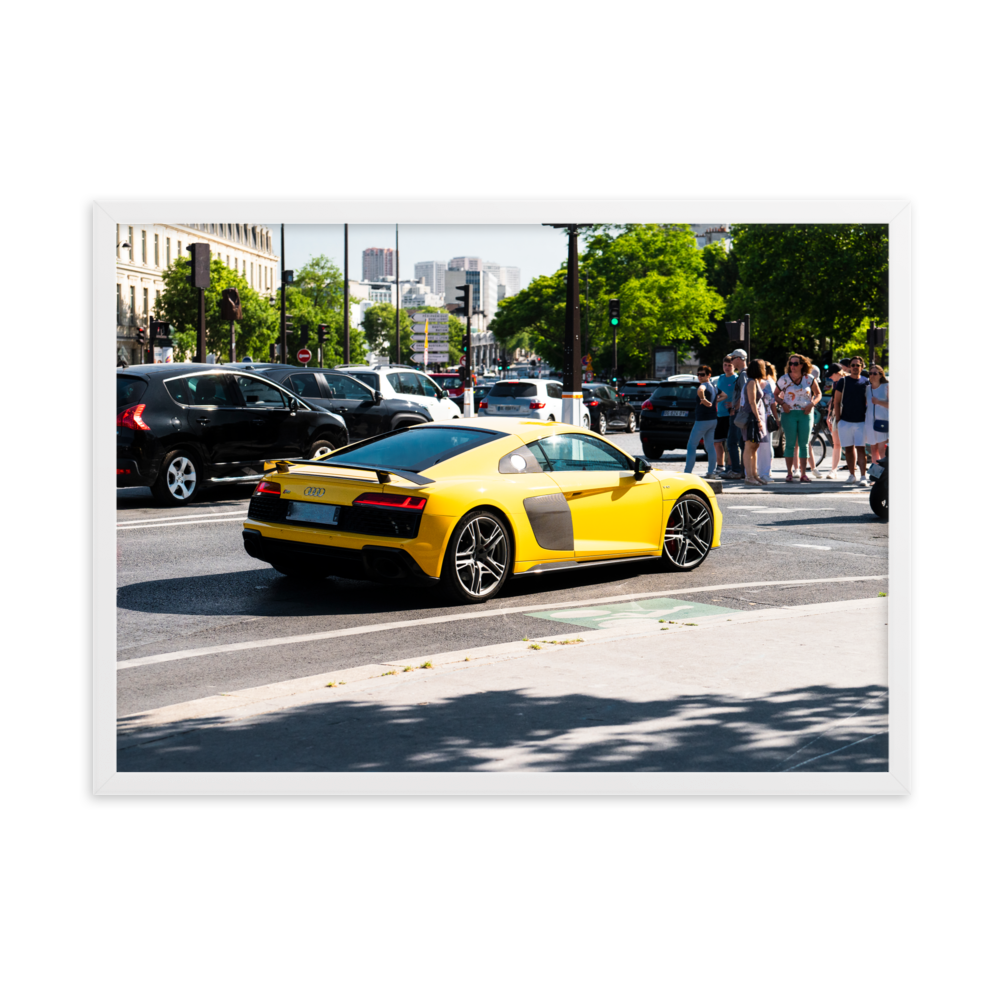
[832,356,869,483]
[739,358,769,485]
[715,356,737,474]
[824,366,844,478]
[686,365,720,476]
[868,364,889,463]
[723,349,749,479]
[757,362,780,482]
[777,353,821,483]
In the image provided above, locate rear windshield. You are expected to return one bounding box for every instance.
[488,382,538,398]
[117,376,147,408]
[623,382,654,390]
[433,375,464,389]
[347,372,379,391]
[650,385,699,402]
[326,426,504,471]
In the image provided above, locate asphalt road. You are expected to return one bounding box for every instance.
[116,442,887,719]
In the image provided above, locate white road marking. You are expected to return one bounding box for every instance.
[117,517,247,530]
[118,509,248,525]
[791,543,832,550]
[725,506,835,512]
[115,574,888,670]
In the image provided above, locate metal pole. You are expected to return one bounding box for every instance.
[465,308,472,416]
[229,319,235,363]
[280,224,287,364]
[868,321,875,369]
[744,312,751,364]
[395,224,400,365]
[343,224,350,365]
[198,288,206,364]
[562,226,582,425]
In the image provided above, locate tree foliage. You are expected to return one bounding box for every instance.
[726,224,889,365]
[365,305,466,366]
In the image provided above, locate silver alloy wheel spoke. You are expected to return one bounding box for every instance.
[167,457,196,499]
[455,516,508,596]
[664,498,712,568]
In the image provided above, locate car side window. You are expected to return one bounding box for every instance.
[235,375,288,407]
[170,373,236,407]
[546,383,562,399]
[388,371,422,395]
[526,433,633,473]
[282,372,320,397]
[416,373,441,398]
[324,372,373,401]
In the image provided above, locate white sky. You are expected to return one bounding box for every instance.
[262,223,574,286]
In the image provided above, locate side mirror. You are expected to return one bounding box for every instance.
[288,396,299,411]
[633,455,653,480]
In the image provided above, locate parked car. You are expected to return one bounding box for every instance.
[478,379,563,420]
[638,376,704,459]
[581,382,637,434]
[335,364,462,423]
[117,364,349,505]
[225,363,439,442]
[428,371,466,402]
[620,380,661,414]
[473,378,497,415]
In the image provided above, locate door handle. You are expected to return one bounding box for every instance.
[251,418,265,425]
[196,418,209,425]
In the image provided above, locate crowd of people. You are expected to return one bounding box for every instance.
[684,349,889,486]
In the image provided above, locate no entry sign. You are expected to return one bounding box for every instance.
[297,348,312,364]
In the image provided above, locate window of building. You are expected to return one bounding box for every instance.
[155,289,161,313]
[141,230,147,264]
[129,285,136,321]
[117,284,122,323]
[117,225,121,258]
[166,237,171,266]
[154,234,159,267]
[243,260,246,276]
[128,227,134,261]
[226,255,230,268]
[143,287,149,321]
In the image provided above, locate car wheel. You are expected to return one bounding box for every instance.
[443,508,512,603]
[642,442,664,460]
[626,411,636,432]
[662,491,714,571]
[869,477,888,519]
[151,449,200,506]
[581,411,591,429]
[597,412,608,435]
[270,560,331,581]
[306,439,338,460]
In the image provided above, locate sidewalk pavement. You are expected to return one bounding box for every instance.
[118,598,889,773]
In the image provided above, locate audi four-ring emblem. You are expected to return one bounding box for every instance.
[304,486,326,497]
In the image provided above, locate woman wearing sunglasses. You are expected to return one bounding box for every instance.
[776,353,822,483]
[868,365,889,463]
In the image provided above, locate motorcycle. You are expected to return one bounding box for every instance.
[868,450,888,519]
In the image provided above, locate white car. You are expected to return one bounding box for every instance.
[336,365,462,422]
[479,378,564,420]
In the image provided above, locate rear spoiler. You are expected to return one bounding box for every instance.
[270,459,434,487]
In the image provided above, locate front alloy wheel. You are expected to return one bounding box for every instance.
[445,510,511,602]
[626,411,636,432]
[597,412,607,435]
[662,492,713,571]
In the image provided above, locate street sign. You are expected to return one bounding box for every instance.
[411,324,450,334]
[297,348,312,364]
[417,335,450,344]
[412,351,450,361]
[412,313,449,323]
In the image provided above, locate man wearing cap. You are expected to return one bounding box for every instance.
[723,349,748,479]
[832,356,869,483]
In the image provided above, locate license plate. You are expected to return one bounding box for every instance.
[663,409,689,417]
[497,404,519,411]
[286,501,341,525]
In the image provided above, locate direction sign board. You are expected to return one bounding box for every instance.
[412,352,450,362]
[411,324,450,334]
[297,348,312,364]
[417,335,450,344]
[411,313,449,323]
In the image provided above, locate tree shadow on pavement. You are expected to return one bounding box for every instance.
[118,683,889,773]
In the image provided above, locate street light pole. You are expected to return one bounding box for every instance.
[280,224,287,364]
[544,224,585,425]
[343,223,350,365]
[395,223,400,366]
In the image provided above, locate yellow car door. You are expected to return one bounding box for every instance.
[526,431,662,558]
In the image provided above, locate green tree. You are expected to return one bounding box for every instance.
[157,256,278,361]
[286,256,365,365]
[726,224,889,367]
[489,271,567,368]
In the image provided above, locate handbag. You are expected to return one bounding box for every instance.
[766,413,779,433]
[873,419,889,433]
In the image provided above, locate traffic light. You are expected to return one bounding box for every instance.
[454,284,470,317]
[282,270,295,285]
[298,322,310,349]
[134,327,146,345]
[284,317,294,340]
[499,356,507,371]
[317,324,329,345]
[821,349,833,374]
[609,299,620,327]
[187,243,211,289]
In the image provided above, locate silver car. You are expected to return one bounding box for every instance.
[479,379,563,420]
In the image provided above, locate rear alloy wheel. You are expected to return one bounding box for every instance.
[597,412,608,435]
[152,450,199,506]
[581,411,591,429]
[626,411,637,433]
[869,476,888,519]
[662,491,714,571]
[307,439,337,460]
[444,509,511,603]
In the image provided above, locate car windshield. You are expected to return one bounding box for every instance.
[117,376,147,407]
[488,382,538,398]
[650,385,699,402]
[325,426,504,471]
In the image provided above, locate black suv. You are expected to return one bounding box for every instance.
[620,380,660,414]
[225,363,438,442]
[117,364,349,505]
[638,377,702,459]
[582,382,637,435]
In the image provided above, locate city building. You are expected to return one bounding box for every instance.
[414,260,446,295]
[484,261,521,299]
[445,268,500,368]
[362,247,396,282]
[115,222,278,364]
[447,256,484,272]
[690,224,732,250]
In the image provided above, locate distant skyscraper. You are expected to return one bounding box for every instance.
[484,261,521,299]
[414,260,446,295]
[448,256,484,272]
[362,247,396,282]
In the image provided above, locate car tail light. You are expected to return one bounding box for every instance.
[587,400,600,407]
[641,399,654,410]
[117,404,150,430]
[254,480,281,495]
[479,399,487,409]
[528,401,545,409]
[354,493,427,511]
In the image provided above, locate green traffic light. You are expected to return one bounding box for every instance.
[611,318,618,326]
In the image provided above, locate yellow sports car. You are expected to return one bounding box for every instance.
[242,418,722,603]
